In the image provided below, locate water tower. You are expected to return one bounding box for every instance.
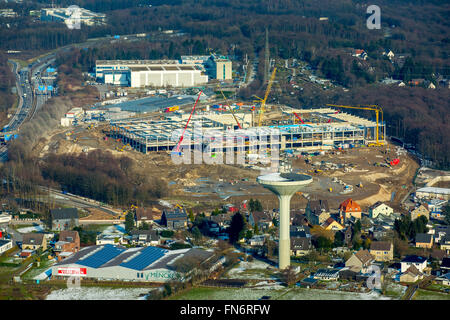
[257,171,313,269]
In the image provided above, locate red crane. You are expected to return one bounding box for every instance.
[174,90,203,153]
[293,112,305,124]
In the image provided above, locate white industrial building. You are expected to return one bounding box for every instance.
[41,7,106,26]
[416,187,450,201]
[95,60,208,88]
[50,244,216,282]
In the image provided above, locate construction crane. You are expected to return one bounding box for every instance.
[217,84,242,129]
[293,112,305,124]
[326,104,385,146]
[253,67,276,127]
[173,90,203,154]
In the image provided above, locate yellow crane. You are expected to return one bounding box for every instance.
[253,67,277,126]
[217,84,242,129]
[326,104,385,146]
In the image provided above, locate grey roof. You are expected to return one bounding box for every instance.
[370,241,392,251]
[291,237,312,250]
[51,208,78,220]
[0,239,11,247]
[163,208,187,221]
[308,200,329,215]
[22,233,45,246]
[415,233,433,244]
[130,230,159,241]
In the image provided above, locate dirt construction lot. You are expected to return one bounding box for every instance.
[37,123,418,213]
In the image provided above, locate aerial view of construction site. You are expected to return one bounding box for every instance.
[0,0,448,309]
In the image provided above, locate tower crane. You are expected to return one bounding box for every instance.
[217,84,242,129]
[253,67,277,127]
[326,104,385,146]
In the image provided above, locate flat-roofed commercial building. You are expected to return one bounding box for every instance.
[95,60,208,87]
[50,244,215,282]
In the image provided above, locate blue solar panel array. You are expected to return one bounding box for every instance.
[120,246,168,271]
[78,244,126,269]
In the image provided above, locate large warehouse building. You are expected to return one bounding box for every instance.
[51,244,215,282]
[95,60,208,88]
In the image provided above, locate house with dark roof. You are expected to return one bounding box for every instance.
[369,241,393,261]
[134,207,161,227]
[248,211,273,231]
[160,208,187,229]
[290,225,311,238]
[208,213,232,228]
[51,208,79,231]
[291,213,308,226]
[401,255,427,273]
[290,237,312,257]
[305,200,330,225]
[440,257,450,274]
[345,249,374,273]
[313,268,340,281]
[22,233,47,251]
[415,233,433,249]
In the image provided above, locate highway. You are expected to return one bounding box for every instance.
[1,55,56,162]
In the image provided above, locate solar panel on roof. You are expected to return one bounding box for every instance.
[78,244,125,269]
[120,246,168,270]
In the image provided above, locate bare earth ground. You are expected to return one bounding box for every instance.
[35,121,419,212]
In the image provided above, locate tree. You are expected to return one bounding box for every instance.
[245,229,253,239]
[192,226,202,242]
[333,231,344,247]
[125,211,135,233]
[188,209,195,222]
[254,223,259,235]
[249,198,262,212]
[316,236,333,252]
[280,266,297,286]
[354,220,362,234]
[228,212,246,244]
[444,205,450,225]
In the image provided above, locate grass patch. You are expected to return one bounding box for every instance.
[413,289,450,300]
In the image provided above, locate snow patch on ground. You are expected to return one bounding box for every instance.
[17,225,44,233]
[224,260,276,280]
[46,287,153,300]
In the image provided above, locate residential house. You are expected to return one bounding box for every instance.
[290,237,312,257]
[160,208,188,229]
[352,49,368,60]
[129,230,160,246]
[209,214,232,228]
[321,217,344,231]
[369,202,393,219]
[345,249,374,273]
[313,268,340,281]
[22,233,47,251]
[382,49,395,60]
[0,239,13,255]
[435,273,450,286]
[372,226,395,240]
[290,225,311,238]
[411,204,430,221]
[305,200,330,225]
[339,198,361,223]
[440,234,450,253]
[51,208,79,231]
[408,78,425,86]
[248,211,273,231]
[433,226,450,244]
[369,241,394,262]
[400,264,423,283]
[440,257,450,274]
[54,230,80,261]
[291,213,308,226]
[415,233,433,249]
[134,207,160,227]
[401,255,427,273]
[428,199,447,220]
[248,235,265,246]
